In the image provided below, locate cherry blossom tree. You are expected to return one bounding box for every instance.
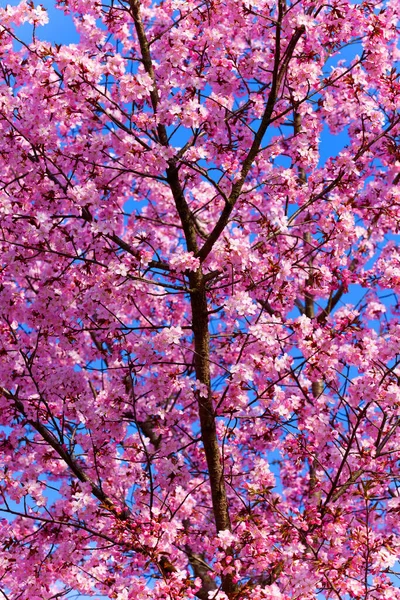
[0,0,400,598]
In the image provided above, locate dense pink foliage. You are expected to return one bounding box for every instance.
[0,0,400,598]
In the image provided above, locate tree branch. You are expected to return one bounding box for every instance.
[127,4,235,595]
[0,387,129,522]
[196,18,305,263]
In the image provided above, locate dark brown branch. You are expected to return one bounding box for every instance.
[128,0,198,254]
[323,410,366,508]
[128,0,168,147]
[294,110,323,503]
[329,468,364,503]
[196,19,305,263]
[184,538,217,600]
[127,4,235,595]
[188,270,234,597]
[0,387,129,522]
[166,162,199,254]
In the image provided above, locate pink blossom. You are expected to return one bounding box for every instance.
[0,0,399,598]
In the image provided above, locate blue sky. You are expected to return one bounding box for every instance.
[6,0,79,43]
